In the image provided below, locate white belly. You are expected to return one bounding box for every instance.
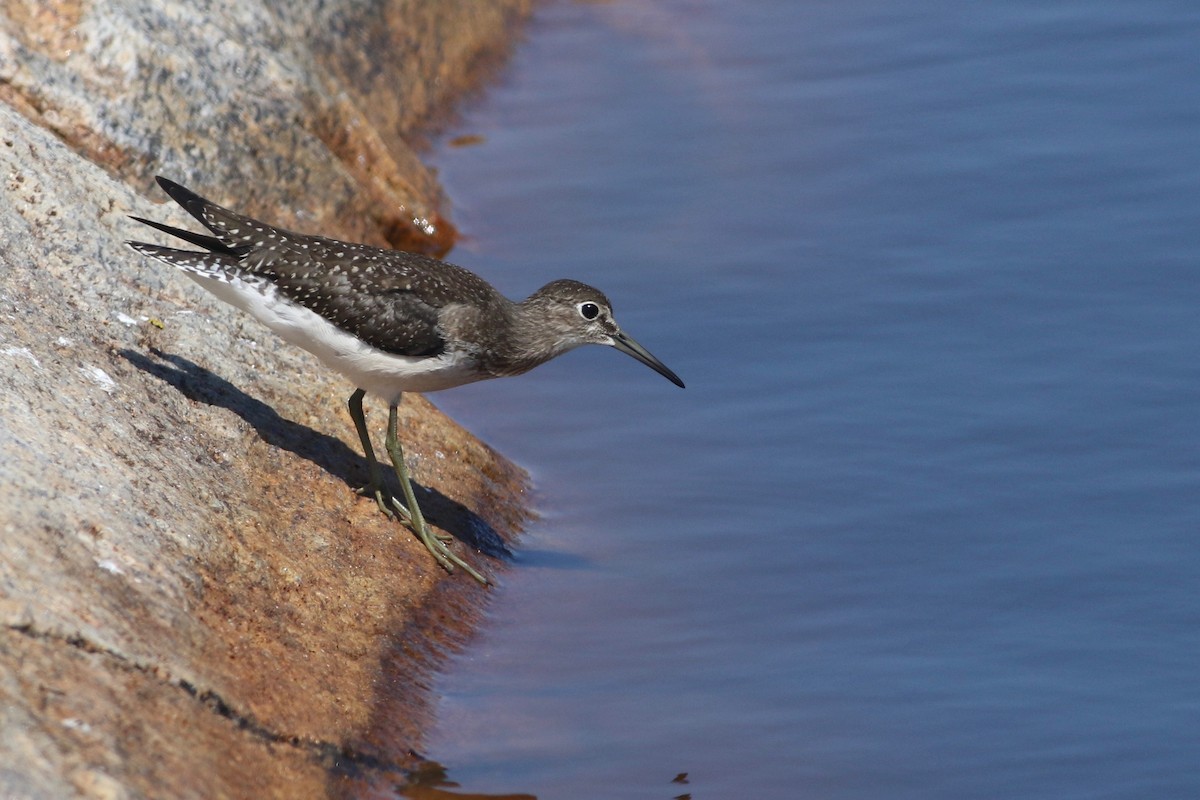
[185,271,485,402]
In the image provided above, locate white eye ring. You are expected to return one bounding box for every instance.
[578,301,601,320]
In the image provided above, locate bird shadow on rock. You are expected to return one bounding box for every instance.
[118,347,511,559]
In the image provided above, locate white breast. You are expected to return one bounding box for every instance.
[184,271,486,402]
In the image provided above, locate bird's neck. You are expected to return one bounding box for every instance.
[485,300,575,377]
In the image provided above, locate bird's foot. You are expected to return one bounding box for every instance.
[358,488,482,581]
[356,484,395,519]
[388,496,452,542]
[391,496,489,585]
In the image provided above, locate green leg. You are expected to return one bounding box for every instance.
[385,400,489,586]
[348,388,397,519]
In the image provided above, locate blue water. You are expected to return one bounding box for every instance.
[416,1,1200,797]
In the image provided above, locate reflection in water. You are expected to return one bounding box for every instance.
[396,759,536,800]
[395,759,694,800]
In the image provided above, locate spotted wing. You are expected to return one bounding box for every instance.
[132,177,499,358]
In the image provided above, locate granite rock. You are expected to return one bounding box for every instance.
[0,1,531,797]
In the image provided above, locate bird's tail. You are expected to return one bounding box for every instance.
[126,176,257,273]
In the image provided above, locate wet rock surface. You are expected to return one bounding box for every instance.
[0,1,532,796]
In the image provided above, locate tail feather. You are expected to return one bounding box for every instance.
[128,176,267,271]
[128,215,245,256]
[128,240,276,318]
[153,175,276,244]
[154,176,218,230]
[126,240,240,276]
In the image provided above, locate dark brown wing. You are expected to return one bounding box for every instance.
[145,177,503,357]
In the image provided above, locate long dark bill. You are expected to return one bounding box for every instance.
[611,331,685,388]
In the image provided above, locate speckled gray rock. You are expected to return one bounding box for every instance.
[0,0,528,253]
[0,1,531,798]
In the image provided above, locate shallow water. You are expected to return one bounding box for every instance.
[411,1,1200,798]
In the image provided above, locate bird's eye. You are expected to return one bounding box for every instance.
[578,302,601,320]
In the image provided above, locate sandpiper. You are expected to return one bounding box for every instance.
[128,177,684,585]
